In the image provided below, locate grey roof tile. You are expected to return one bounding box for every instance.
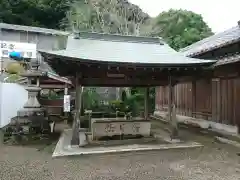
[0,23,69,36]
[39,61,55,73]
[38,61,72,84]
[181,26,240,56]
[214,53,240,66]
[39,32,215,66]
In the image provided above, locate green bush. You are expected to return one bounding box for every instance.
[123,93,143,116]
[82,88,101,110]
[4,74,21,83]
[6,62,24,74]
[109,100,123,111]
[40,90,62,100]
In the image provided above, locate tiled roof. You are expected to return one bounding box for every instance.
[181,25,240,57]
[46,71,72,85]
[214,53,240,66]
[0,23,69,36]
[0,23,72,83]
[39,61,55,73]
[39,61,72,84]
[39,32,215,66]
[16,71,72,85]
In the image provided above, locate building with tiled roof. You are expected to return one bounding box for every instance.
[0,23,121,102]
[155,20,240,134]
[181,21,240,66]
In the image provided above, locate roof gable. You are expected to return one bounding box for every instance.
[181,25,240,57]
[0,23,69,36]
[40,32,215,66]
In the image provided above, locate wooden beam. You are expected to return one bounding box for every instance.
[78,77,169,87]
[46,56,205,78]
[40,84,68,89]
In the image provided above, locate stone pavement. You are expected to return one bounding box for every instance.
[52,129,203,157]
[153,111,240,143]
[0,125,240,180]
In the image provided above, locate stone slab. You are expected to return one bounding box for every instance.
[215,136,240,148]
[52,129,203,158]
[153,111,238,134]
[92,117,146,123]
[153,133,181,144]
[152,112,240,143]
[91,118,151,139]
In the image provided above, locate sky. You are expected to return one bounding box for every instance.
[129,0,240,33]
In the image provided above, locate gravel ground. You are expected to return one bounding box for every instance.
[0,128,240,180]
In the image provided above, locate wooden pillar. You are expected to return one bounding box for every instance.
[71,74,83,146]
[144,87,149,120]
[192,79,196,117]
[168,76,178,139]
[168,82,172,120]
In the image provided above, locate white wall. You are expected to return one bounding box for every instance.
[0,83,28,128]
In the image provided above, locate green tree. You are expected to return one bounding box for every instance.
[150,9,213,50]
[82,88,101,110]
[64,0,150,35]
[64,0,152,115]
[129,87,155,114]
[0,0,71,29]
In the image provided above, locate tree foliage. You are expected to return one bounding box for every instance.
[5,62,24,74]
[0,1,213,49]
[64,0,150,35]
[151,9,213,50]
[130,87,155,114]
[0,0,71,29]
[82,87,101,110]
[0,1,214,115]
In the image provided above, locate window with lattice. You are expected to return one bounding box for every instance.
[89,88,96,93]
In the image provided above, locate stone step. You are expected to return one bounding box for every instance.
[215,136,240,148]
[85,137,161,148]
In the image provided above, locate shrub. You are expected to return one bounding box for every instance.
[6,62,24,74]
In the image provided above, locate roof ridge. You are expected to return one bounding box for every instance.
[181,25,240,52]
[0,23,69,36]
[73,32,165,45]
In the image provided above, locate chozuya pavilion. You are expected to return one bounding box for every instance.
[39,32,215,148]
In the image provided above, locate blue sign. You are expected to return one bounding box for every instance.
[9,51,23,61]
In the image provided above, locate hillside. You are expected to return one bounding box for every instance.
[64,0,151,35]
[0,0,213,49]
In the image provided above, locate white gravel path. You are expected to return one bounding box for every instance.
[0,130,240,180]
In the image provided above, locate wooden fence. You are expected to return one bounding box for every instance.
[155,78,240,126]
